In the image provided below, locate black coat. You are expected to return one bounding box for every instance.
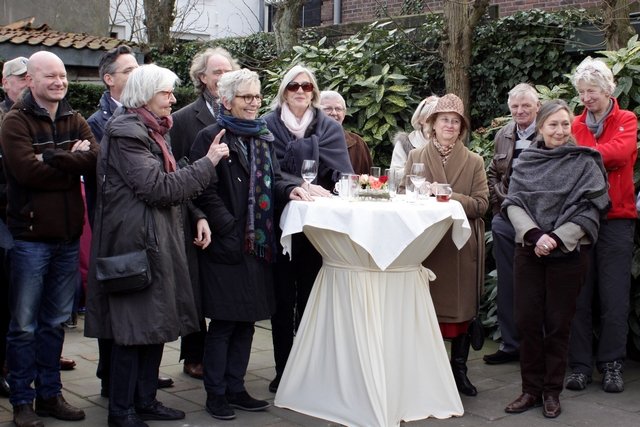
[170,95,215,163]
[190,124,296,321]
[84,111,215,345]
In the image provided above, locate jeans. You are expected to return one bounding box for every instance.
[7,239,79,406]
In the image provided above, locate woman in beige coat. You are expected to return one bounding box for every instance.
[404,94,489,396]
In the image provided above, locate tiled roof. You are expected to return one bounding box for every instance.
[0,17,135,51]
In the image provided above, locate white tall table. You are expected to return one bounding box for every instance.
[275,196,471,427]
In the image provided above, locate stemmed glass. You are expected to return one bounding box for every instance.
[409,163,426,193]
[301,159,318,186]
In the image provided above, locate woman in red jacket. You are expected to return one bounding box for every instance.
[566,57,638,394]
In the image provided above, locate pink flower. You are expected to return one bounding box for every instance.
[370,178,383,190]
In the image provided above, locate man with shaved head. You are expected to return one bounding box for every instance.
[0,51,98,427]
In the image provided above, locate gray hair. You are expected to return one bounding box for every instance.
[319,90,346,109]
[120,64,179,108]
[189,47,240,93]
[507,83,539,105]
[270,64,321,110]
[571,56,616,95]
[411,96,438,130]
[217,68,261,104]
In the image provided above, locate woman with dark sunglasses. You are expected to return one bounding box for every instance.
[263,64,353,393]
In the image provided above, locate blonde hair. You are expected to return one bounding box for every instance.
[270,64,321,110]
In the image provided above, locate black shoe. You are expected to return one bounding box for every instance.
[601,361,624,393]
[0,375,10,398]
[206,394,236,420]
[35,395,85,421]
[451,334,477,396]
[157,376,174,389]
[13,404,44,427]
[226,390,270,411]
[269,375,281,393]
[483,350,519,365]
[108,413,149,427]
[135,400,185,421]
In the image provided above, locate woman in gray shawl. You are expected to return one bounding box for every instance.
[502,100,609,419]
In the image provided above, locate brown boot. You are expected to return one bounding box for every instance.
[13,404,44,427]
[35,395,85,421]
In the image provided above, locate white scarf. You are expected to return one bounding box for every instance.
[408,129,429,149]
[281,103,314,139]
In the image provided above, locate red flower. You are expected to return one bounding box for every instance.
[379,175,388,184]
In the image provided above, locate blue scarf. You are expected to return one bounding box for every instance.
[217,110,276,262]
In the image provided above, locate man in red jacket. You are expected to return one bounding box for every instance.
[566,57,637,394]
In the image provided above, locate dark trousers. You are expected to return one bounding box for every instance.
[270,233,321,377]
[180,319,207,363]
[97,338,113,390]
[109,343,163,416]
[514,245,589,397]
[203,319,254,396]
[569,219,635,375]
[0,248,9,370]
[491,213,519,354]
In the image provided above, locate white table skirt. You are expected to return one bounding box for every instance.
[275,197,471,427]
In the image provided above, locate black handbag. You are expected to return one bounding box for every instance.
[95,137,152,295]
[96,250,150,294]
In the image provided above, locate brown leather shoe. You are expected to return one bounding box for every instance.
[183,362,204,380]
[59,356,76,371]
[35,395,85,421]
[13,404,44,427]
[505,392,542,413]
[543,394,561,418]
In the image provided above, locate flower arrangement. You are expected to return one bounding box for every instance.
[358,174,388,190]
[357,174,390,200]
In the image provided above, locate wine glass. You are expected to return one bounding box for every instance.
[409,163,426,192]
[301,159,318,185]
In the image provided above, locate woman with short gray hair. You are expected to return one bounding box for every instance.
[85,63,229,427]
[566,57,638,395]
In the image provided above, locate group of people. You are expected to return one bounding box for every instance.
[0,42,635,427]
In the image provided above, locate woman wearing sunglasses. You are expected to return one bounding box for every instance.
[263,64,353,393]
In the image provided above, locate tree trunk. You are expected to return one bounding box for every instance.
[603,0,635,50]
[439,0,490,126]
[273,0,305,54]
[143,0,176,53]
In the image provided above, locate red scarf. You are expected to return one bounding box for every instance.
[129,107,176,173]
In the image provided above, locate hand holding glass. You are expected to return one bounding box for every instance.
[301,160,317,185]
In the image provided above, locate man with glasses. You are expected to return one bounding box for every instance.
[319,90,373,174]
[170,47,240,381]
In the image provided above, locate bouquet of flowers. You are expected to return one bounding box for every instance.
[356,174,390,200]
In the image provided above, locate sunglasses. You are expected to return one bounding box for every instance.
[286,81,314,92]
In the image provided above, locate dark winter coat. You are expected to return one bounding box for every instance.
[84,110,215,345]
[263,107,353,190]
[190,123,297,321]
[170,94,215,162]
[0,90,98,241]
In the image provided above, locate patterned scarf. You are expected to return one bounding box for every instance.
[217,109,276,262]
[432,138,456,165]
[129,107,176,172]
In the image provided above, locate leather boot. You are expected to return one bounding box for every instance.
[450,333,477,396]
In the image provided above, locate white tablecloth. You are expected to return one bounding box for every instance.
[275,197,471,427]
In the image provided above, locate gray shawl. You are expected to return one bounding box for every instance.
[503,141,610,244]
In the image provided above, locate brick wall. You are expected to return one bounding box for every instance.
[323,0,601,25]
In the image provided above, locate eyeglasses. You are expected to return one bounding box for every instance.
[322,106,345,113]
[286,81,314,92]
[235,94,263,104]
[111,66,138,75]
[158,90,175,100]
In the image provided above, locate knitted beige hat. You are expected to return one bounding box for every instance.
[428,93,469,131]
